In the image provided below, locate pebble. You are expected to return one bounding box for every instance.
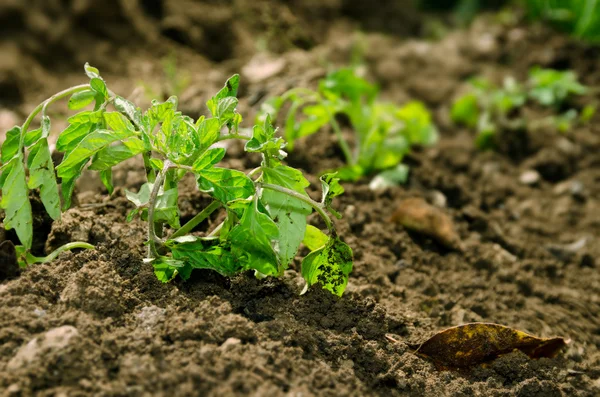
[8,326,79,370]
[519,170,540,185]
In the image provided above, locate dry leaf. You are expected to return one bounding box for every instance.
[411,323,568,368]
[390,197,462,250]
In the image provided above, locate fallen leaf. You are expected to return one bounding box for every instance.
[390,197,462,250]
[410,323,568,368]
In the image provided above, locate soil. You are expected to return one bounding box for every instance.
[1,2,600,396]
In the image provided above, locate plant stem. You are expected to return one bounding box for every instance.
[216,133,251,142]
[170,200,222,239]
[329,115,355,166]
[20,84,91,150]
[28,242,95,264]
[147,161,171,258]
[259,182,334,232]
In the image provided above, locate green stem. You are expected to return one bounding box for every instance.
[147,161,171,258]
[329,115,355,166]
[20,84,91,150]
[28,242,94,264]
[259,182,334,233]
[170,200,222,239]
[216,133,251,142]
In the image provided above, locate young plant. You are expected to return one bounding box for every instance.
[0,64,353,296]
[524,0,600,42]
[257,68,438,185]
[451,67,591,149]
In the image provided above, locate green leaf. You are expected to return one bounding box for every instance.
[60,161,87,210]
[0,158,33,249]
[529,67,587,106]
[196,117,221,151]
[262,165,312,266]
[84,63,101,79]
[451,93,479,128]
[1,126,20,163]
[229,198,280,276]
[88,137,145,171]
[125,183,180,228]
[319,68,377,103]
[303,225,328,251]
[27,139,61,220]
[216,96,238,125]
[396,101,438,146]
[166,236,243,277]
[320,172,344,209]
[151,256,183,282]
[57,129,134,180]
[301,237,353,296]
[56,110,104,152]
[68,90,96,110]
[100,169,113,195]
[125,183,152,207]
[113,96,141,126]
[368,164,410,191]
[207,74,240,116]
[23,128,42,147]
[90,78,108,99]
[104,112,135,134]
[196,168,255,204]
[246,115,286,158]
[192,148,226,171]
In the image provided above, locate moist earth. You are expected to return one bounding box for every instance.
[1,2,600,396]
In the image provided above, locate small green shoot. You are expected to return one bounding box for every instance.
[258,68,438,183]
[452,68,590,149]
[0,64,353,296]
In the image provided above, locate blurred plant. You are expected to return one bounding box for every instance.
[452,67,592,149]
[258,68,438,185]
[524,0,600,42]
[139,53,191,101]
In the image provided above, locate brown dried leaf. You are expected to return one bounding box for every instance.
[412,323,568,368]
[390,197,462,250]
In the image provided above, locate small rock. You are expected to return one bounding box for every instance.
[8,326,79,370]
[242,54,286,84]
[519,170,540,185]
[429,190,447,208]
[136,305,166,331]
[220,337,241,351]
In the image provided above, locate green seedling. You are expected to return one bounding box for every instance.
[0,64,353,296]
[525,0,600,42]
[452,67,591,149]
[258,68,438,185]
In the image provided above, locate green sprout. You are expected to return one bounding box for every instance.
[258,68,438,185]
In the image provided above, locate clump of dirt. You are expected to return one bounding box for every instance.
[1,4,600,397]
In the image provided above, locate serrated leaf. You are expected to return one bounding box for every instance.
[88,137,145,171]
[262,165,312,266]
[0,158,33,249]
[56,111,104,153]
[27,139,61,220]
[216,97,238,125]
[100,169,113,195]
[60,161,87,210]
[320,172,344,209]
[113,96,141,126]
[23,128,42,147]
[192,148,225,171]
[229,198,280,276]
[152,256,182,282]
[90,78,108,99]
[301,237,353,296]
[207,74,240,116]
[166,236,243,277]
[303,225,328,251]
[246,115,286,157]
[68,90,96,110]
[104,112,135,134]
[196,167,255,204]
[1,126,20,163]
[125,183,179,228]
[57,129,135,180]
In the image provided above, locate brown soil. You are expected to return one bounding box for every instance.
[1,2,600,396]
